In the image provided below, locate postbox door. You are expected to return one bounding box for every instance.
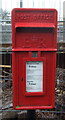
[14,51,56,108]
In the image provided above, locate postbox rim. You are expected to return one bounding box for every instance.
[15,23,55,28]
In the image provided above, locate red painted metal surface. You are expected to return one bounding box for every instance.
[12,8,57,110]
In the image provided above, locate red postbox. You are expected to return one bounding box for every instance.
[12,8,57,110]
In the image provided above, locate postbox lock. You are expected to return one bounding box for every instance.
[22,77,23,81]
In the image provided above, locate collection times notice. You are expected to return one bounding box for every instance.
[26,61,43,92]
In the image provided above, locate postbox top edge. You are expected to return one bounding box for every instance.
[12,8,57,14]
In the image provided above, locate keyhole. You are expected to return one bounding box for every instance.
[22,78,23,81]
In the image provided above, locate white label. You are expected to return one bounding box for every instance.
[26,61,43,92]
